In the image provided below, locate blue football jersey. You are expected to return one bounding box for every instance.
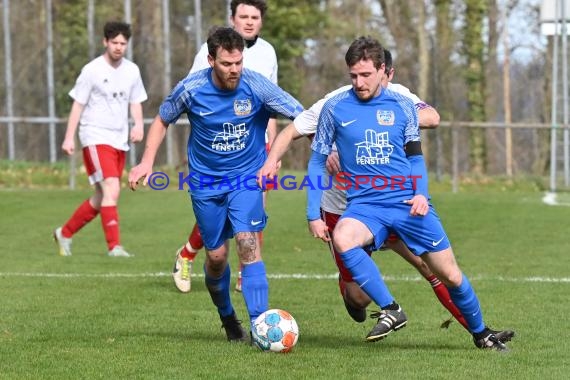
[159,68,303,194]
[312,87,420,204]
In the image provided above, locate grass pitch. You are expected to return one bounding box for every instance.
[0,177,569,379]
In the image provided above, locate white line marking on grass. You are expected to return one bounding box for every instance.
[1,272,570,283]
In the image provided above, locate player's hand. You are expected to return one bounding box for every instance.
[308,219,330,242]
[130,125,144,143]
[128,161,152,191]
[326,151,341,176]
[61,139,75,156]
[257,159,279,189]
[404,195,429,216]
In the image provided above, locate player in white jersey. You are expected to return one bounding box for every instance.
[129,27,303,343]
[173,0,278,293]
[53,21,147,258]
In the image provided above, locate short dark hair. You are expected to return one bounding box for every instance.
[230,0,267,18]
[383,49,393,73]
[207,27,245,59]
[345,36,385,70]
[103,21,132,40]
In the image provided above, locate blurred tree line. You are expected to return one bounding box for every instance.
[0,0,553,176]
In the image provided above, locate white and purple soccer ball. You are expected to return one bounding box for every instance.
[251,309,299,353]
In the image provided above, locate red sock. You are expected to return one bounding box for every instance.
[62,199,99,238]
[100,206,120,250]
[181,223,203,260]
[426,275,469,330]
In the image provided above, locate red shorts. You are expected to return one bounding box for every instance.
[82,145,126,185]
[321,209,398,283]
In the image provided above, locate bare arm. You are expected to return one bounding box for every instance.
[61,101,84,155]
[128,115,169,190]
[266,118,278,147]
[129,103,145,143]
[418,106,440,129]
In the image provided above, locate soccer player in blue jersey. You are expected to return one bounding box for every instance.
[305,36,513,351]
[128,27,303,342]
[174,0,279,294]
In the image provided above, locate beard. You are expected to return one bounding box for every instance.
[354,83,381,101]
[214,72,240,91]
[223,76,240,90]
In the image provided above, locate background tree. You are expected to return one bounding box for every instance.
[462,0,487,175]
[0,0,554,179]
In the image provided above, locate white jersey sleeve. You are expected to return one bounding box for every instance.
[293,85,351,136]
[189,43,210,75]
[252,38,278,84]
[386,82,432,109]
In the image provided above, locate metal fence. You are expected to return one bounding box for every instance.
[2,1,568,192]
[2,116,567,192]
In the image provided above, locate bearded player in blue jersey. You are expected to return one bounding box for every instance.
[305,36,513,351]
[128,27,303,343]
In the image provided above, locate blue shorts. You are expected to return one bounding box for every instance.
[191,187,267,250]
[340,201,450,255]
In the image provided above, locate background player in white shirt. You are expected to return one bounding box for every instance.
[173,0,278,293]
[53,21,147,258]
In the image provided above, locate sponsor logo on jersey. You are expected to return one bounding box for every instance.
[376,110,395,126]
[211,122,249,152]
[234,99,252,116]
[355,129,394,165]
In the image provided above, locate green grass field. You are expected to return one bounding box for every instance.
[1,175,569,379]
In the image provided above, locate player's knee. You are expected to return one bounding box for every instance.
[205,252,227,273]
[101,179,121,204]
[437,269,463,287]
[332,234,352,253]
[446,270,463,287]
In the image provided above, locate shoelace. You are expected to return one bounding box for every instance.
[181,258,190,280]
[369,311,388,320]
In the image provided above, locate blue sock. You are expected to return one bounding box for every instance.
[340,247,394,308]
[241,261,269,327]
[204,264,233,318]
[448,273,485,334]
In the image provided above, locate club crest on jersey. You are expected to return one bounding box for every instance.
[234,99,252,116]
[377,110,395,126]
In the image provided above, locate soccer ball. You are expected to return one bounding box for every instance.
[251,309,299,353]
